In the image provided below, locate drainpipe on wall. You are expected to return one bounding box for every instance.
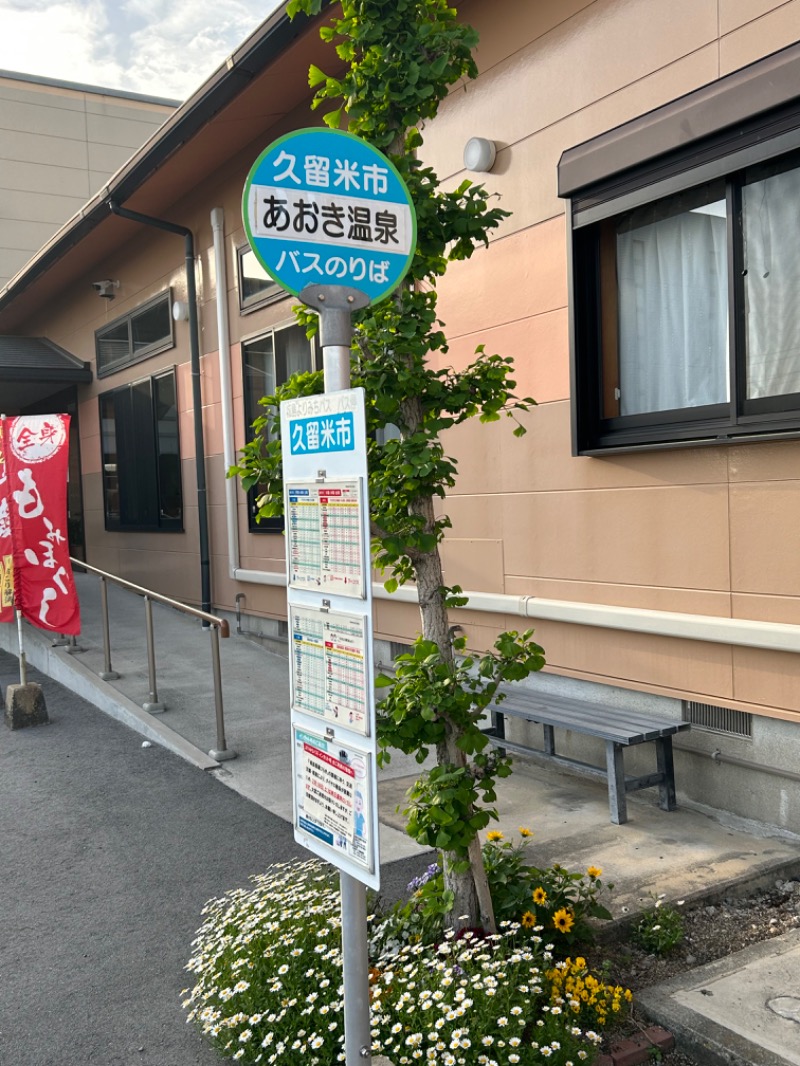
[210,208,241,580]
[108,201,211,616]
[210,212,800,658]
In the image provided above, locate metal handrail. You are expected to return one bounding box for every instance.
[68,557,235,762]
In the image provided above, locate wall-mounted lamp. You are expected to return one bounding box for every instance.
[463,137,497,173]
[172,300,190,321]
[92,279,119,299]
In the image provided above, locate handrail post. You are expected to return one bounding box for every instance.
[68,557,235,753]
[208,624,237,762]
[99,576,120,681]
[142,596,165,713]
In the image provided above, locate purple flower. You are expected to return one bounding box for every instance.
[407,863,441,893]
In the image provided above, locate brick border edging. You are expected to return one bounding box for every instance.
[594,1026,675,1066]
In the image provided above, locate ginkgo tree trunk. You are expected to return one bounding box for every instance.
[234,0,546,932]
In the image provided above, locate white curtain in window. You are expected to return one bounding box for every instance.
[616,206,729,415]
[743,164,800,399]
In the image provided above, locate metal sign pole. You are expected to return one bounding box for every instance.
[306,283,372,1066]
[2,413,24,686]
[244,126,417,1066]
[16,611,26,686]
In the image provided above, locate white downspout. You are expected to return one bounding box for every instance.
[212,206,283,587]
[212,208,800,654]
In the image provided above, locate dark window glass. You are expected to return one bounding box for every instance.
[99,394,119,524]
[154,372,182,522]
[96,292,173,376]
[97,321,130,376]
[132,298,172,355]
[99,369,182,532]
[242,324,318,532]
[238,246,283,311]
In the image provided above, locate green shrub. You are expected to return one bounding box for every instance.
[183,857,626,1065]
[370,925,606,1065]
[483,831,613,949]
[373,830,613,958]
[183,860,345,1063]
[632,895,685,955]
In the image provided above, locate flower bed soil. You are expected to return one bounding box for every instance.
[592,877,800,1065]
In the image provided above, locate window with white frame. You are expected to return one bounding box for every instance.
[242,323,320,532]
[237,245,283,312]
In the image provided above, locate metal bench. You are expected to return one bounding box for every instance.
[485,686,690,825]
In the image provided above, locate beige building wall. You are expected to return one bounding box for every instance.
[0,71,176,288]
[412,0,800,723]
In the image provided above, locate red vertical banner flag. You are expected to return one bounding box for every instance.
[1,414,80,634]
[0,420,13,623]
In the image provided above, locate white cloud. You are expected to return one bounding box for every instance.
[0,0,284,100]
[0,1,124,90]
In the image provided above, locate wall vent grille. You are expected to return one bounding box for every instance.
[682,701,752,737]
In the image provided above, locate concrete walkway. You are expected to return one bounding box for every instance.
[3,571,800,1065]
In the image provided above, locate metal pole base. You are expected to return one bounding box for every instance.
[143,701,165,713]
[209,747,238,762]
[99,670,120,681]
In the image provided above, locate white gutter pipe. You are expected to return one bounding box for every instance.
[211,207,241,575]
[212,206,281,588]
[211,208,800,656]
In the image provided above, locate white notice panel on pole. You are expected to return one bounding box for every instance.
[286,479,366,598]
[281,388,379,889]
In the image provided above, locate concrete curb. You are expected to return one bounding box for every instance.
[0,624,220,771]
[637,929,800,1066]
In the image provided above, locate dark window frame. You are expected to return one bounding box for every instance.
[95,290,174,378]
[241,322,320,533]
[563,44,800,454]
[237,244,285,313]
[99,367,183,533]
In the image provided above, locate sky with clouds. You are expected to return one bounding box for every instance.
[0,0,285,101]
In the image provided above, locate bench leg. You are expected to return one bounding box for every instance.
[543,723,556,756]
[656,736,678,812]
[491,709,506,758]
[605,741,627,824]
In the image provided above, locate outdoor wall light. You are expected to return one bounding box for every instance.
[172,300,190,321]
[463,136,497,173]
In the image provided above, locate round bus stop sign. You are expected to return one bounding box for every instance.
[242,128,416,306]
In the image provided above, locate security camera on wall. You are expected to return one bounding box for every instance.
[92,279,119,299]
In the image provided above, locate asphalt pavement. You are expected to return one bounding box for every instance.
[3,574,800,1066]
[0,652,422,1066]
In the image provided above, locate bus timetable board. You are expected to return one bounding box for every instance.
[286,479,365,598]
[280,388,379,889]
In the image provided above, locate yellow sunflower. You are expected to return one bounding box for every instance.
[587,865,602,879]
[518,826,533,838]
[553,908,575,934]
[521,910,536,929]
[532,886,548,906]
[486,830,504,842]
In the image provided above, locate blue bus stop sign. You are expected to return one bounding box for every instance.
[243,128,416,307]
